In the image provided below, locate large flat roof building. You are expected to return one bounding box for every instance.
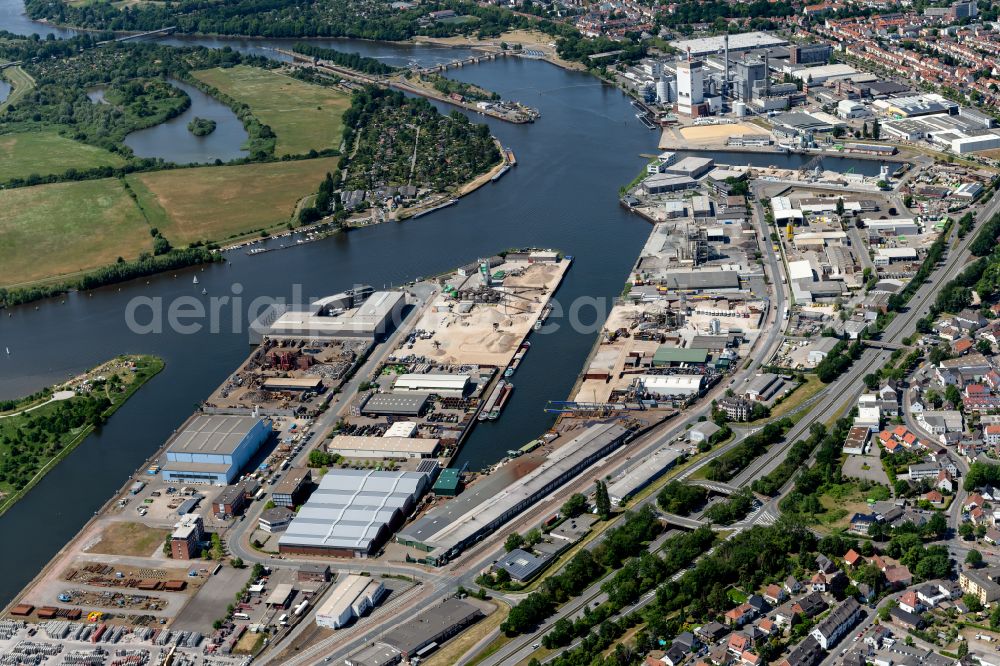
[383,598,483,659]
[327,435,440,459]
[279,469,429,558]
[162,415,272,485]
[360,392,430,417]
[396,424,631,564]
[670,32,787,57]
[250,290,406,343]
[392,373,470,397]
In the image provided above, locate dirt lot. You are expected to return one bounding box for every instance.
[660,123,775,150]
[84,522,170,558]
[401,261,568,366]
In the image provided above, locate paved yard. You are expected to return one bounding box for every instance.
[842,451,891,486]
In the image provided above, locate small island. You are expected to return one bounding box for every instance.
[187,116,217,136]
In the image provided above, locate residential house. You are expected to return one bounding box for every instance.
[725,603,757,627]
[729,632,752,656]
[778,636,823,666]
[888,607,925,630]
[844,549,863,568]
[923,490,945,506]
[960,568,1000,606]
[810,598,863,650]
[898,590,923,614]
[764,584,786,605]
[785,576,802,595]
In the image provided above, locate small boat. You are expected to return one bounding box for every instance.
[4,347,9,355]
[193,276,199,285]
[201,288,207,295]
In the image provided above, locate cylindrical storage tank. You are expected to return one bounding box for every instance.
[656,78,669,104]
[734,101,747,117]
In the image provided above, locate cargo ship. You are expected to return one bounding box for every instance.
[534,304,553,331]
[505,148,517,166]
[491,164,511,183]
[503,341,531,377]
[479,379,514,421]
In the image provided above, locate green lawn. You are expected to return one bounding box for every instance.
[0,130,125,183]
[0,178,152,288]
[193,65,351,156]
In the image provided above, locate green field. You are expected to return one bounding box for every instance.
[193,65,351,156]
[0,178,153,287]
[0,66,35,113]
[0,130,126,183]
[126,157,340,244]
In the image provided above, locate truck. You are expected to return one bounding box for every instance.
[129,481,146,495]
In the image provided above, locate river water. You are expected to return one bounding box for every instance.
[0,0,886,605]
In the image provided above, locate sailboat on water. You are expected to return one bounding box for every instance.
[193,276,199,285]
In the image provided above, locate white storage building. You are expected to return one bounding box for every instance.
[279,469,429,557]
[315,574,385,629]
[392,373,470,397]
[635,375,704,397]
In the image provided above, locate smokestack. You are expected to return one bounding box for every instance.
[763,49,770,97]
[724,34,730,98]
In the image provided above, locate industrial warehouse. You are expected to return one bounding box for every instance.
[249,289,406,343]
[161,415,272,485]
[314,574,385,629]
[278,468,431,557]
[395,423,631,565]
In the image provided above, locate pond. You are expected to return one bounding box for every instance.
[0,79,10,103]
[122,78,249,164]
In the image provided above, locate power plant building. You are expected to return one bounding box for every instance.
[162,415,272,485]
[677,59,704,116]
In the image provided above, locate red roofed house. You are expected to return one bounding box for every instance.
[729,632,753,655]
[726,604,756,627]
[764,584,786,605]
[742,651,761,666]
[953,338,974,355]
[923,490,944,506]
[899,590,922,614]
[843,549,862,567]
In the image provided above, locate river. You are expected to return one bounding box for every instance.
[0,0,885,606]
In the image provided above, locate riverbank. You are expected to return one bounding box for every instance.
[410,29,585,72]
[0,354,164,519]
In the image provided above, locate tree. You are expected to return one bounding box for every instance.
[504,532,525,552]
[978,339,993,355]
[965,593,985,612]
[562,493,587,518]
[960,522,976,540]
[595,480,612,520]
[967,549,984,567]
[836,197,845,217]
[945,384,962,407]
[959,639,969,658]
[230,557,244,568]
[864,373,880,390]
